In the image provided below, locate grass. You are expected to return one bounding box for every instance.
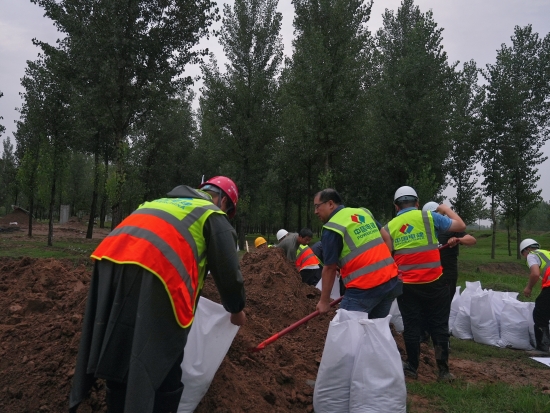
[407,381,550,413]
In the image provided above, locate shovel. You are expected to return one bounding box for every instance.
[248,296,343,352]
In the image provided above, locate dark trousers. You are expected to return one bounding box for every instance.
[533,287,550,329]
[300,267,322,286]
[398,277,450,347]
[440,256,458,312]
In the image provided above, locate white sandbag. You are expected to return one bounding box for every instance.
[178,298,240,413]
[448,286,461,333]
[313,310,369,413]
[527,302,536,347]
[498,299,534,350]
[316,275,341,300]
[470,290,501,346]
[349,316,406,413]
[491,291,519,326]
[389,299,404,333]
[451,281,481,339]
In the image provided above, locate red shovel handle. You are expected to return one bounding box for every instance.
[439,243,450,250]
[248,296,343,352]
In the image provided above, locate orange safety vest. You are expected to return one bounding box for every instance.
[385,209,442,284]
[323,207,397,289]
[91,197,225,328]
[295,244,320,271]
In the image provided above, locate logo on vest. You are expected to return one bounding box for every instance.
[351,214,378,240]
[351,214,366,224]
[399,224,414,234]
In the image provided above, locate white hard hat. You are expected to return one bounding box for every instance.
[422,201,439,212]
[394,186,418,202]
[520,238,540,253]
[276,229,288,241]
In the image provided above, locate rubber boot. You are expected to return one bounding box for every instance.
[153,385,184,413]
[106,386,126,413]
[535,326,550,352]
[403,340,420,379]
[434,342,455,382]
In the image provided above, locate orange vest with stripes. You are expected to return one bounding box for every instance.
[385,209,442,284]
[295,245,320,271]
[91,197,225,328]
[323,207,397,289]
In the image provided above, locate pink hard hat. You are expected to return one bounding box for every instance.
[200,176,239,218]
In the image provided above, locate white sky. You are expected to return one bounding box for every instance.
[1,0,549,201]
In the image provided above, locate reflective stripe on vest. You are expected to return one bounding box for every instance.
[528,250,550,288]
[386,210,442,284]
[91,197,225,328]
[323,207,397,289]
[295,245,320,271]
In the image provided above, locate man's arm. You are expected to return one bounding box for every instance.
[524,263,541,298]
[448,234,477,248]
[204,214,246,325]
[436,204,466,233]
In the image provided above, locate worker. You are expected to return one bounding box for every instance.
[385,186,465,382]
[422,201,477,339]
[313,188,402,318]
[254,236,268,249]
[295,232,323,285]
[520,238,550,352]
[276,228,312,262]
[69,176,246,413]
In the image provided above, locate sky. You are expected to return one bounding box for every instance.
[1,0,549,202]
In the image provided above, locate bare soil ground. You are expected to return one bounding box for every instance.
[1,230,550,412]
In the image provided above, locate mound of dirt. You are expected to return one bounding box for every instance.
[2,248,550,412]
[0,209,30,229]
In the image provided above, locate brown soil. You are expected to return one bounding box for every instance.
[1,244,550,412]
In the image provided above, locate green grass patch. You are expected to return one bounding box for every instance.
[0,233,100,262]
[407,381,550,413]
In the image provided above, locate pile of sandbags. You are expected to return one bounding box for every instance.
[389,281,536,350]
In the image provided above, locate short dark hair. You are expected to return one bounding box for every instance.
[315,188,342,205]
[395,199,417,210]
[299,228,313,238]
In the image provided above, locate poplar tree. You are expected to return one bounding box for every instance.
[483,25,550,258]
[366,0,455,215]
[199,0,283,247]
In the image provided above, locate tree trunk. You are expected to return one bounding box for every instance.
[47,169,57,247]
[27,195,34,238]
[507,222,511,256]
[516,212,522,260]
[491,193,496,259]
[87,145,100,239]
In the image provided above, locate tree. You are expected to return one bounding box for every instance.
[34,0,219,227]
[1,138,18,214]
[446,61,484,225]
[365,0,455,216]
[198,0,283,247]
[483,25,550,258]
[281,0,373,213]
[0,91,6,137]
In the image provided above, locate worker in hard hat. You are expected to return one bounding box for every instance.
[313,188,402,318]
[385,186,465,382]
[422,201,476,319]
[520,238,550,352]
[69,176,246,413]
[254,236,268,249]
